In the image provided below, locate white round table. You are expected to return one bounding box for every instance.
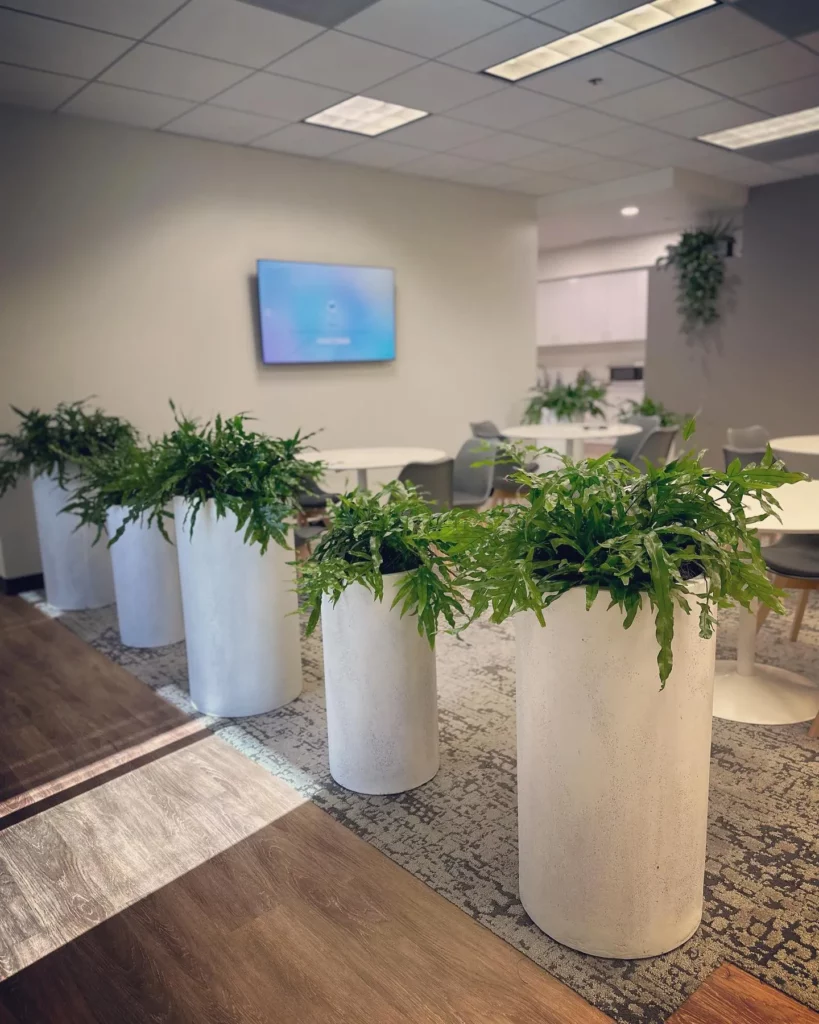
[769,435,819,456]
[714,479,819,725]
[311,447,448,490]
[501,422,642,460]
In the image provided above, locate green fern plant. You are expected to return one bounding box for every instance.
[619,396,682,427]
[298,482,465,646]
[444,422,804,686]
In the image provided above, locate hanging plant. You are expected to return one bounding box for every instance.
[657,222,735,334]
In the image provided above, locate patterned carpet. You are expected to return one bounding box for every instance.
[52,592,819,1024]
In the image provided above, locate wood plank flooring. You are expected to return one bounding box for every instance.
[667,963,819,1024]
[0,599,207,819]
[0,734,608,1024]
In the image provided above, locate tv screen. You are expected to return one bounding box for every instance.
[257,259,396,365]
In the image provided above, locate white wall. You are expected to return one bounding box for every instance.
[538,232,679,281]
[0,107,537,574]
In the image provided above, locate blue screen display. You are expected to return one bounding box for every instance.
[257,260,396,364]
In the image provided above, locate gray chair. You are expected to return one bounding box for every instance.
[723,445,767,470]
[470,420,505,440]
[727,425,769,449]
[758,536,819,643]
[398,458,454,509]
[631,426,678,469]
[614,415,660,463]
[453,439,497,509]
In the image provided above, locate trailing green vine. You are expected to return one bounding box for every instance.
[657,222,735,333]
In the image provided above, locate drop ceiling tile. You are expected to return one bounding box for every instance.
[447,162,531,185]
[239,0,378,28]
[162,104,287,142]
[398,151,490,178]
[521,52,667,104]
[575,123,675,156]
[449,131,548,161]
[516,107,627,143]
[802,32,819,53]
[594,79,718,122]
[338,0,519,59]
[629,136,716,168]
[510,143,590,171]
[101,43,251,101]
[212,71,348,118]
[6,0,185,38]
[380,114,494,149]
[616,6,782,75]
[448,87,570,129]
[250,122,357,155]
[438,20,561,73]
[368,62,503,113]
[650,99,763,137]
[741,74,819,114]
[267,31,423,91]
[534,0,653,31]
[332,138,430,166]
[776,153,819,174]
[684,42,819,99]
[509,171,583,194]
[0,9,133,78]
[492,0,554,13]
[62,82,194,127]
[735,0,819,38]
[567,157,649,182]
[0,64,84,110]
[147,0,321,68]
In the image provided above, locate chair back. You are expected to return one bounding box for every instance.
[727,425,769,449]
[454,439,497,501]
[632,427,678,469]
[614,415,660,462]
[723,445,766,470]
[398,459,454,509]
[470,420,504,440]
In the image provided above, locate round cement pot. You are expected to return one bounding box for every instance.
[106,506,185,649]
[30,467,115,611]
[321,574,438,794]
[516,585,716,958]
[173,497,302,717]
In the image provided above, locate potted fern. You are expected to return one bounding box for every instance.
[523,370,607,426]
[63,442,185,649]
[0,401,135,610]
[299,483,464,794]
[446,426,802,958]
[123,405,322,717]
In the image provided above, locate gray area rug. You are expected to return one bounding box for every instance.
[50,593,819,1024]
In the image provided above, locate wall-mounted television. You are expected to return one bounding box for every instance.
[257,259,395,365]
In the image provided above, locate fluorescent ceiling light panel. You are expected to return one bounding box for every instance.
[305,95,427,136]
[699,105,819,150]
[485,0,716,82]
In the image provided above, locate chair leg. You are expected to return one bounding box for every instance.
[789,588,811,642]
[809,713,819,739]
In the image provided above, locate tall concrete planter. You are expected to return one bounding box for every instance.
[174,497,302,717]
[516,585,716,958]
[321,573,438,794]
[106,506,184,648]
[30,467,114,610]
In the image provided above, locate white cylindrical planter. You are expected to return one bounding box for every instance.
[516,585,716,958]
[106,506,185,648]
[173,497,302,717]
[321,574,438,794]
[30,467,115,611]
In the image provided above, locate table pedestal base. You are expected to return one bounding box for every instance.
[714,660,819,725]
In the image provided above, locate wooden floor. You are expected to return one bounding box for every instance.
[0,597,206,820]
[668,963,819,1024]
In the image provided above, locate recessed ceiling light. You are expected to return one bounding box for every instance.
[621,205,640,217]
[485,0,716,82]
[305,96,428,137]
[699,104,819,150]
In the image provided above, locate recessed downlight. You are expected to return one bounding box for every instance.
[305,96,428,137]
[699,104,819,150]
[485,0,716,82]
[621,206,640,217]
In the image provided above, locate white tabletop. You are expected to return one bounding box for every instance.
[501,422,642,442]
[311,447,448,472]
[743,479,819,534]
[769,435,819,456]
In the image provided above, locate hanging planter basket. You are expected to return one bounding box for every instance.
[657,222,735,334]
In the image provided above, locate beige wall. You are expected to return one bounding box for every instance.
[0,106,537,577]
